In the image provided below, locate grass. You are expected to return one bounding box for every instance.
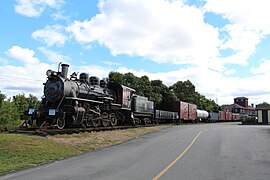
[0,125,170,175]
[0,134,77,174]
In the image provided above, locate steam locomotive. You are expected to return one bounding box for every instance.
[27,63,154,129]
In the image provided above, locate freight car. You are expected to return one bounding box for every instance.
[232,113,241,121]
[208,112,219,123]
[225,111,232,121]
[155,110,179,124]
[164,101,198,123]
[196,109,209,122]
[26,63,154,129]
[207,111,241,122]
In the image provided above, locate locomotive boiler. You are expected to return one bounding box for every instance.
[28,63,154,129]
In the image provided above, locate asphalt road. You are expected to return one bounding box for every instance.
[1,122,270,180]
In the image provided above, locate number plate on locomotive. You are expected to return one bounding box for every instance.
[28,108,35,115]
[49,109,56,115]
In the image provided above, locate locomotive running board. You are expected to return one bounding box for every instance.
[110,103,121,107]
[65,97,104,104]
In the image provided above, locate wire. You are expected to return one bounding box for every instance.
[0,75,44,82]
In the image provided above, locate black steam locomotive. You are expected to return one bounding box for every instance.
[27,63,154,129]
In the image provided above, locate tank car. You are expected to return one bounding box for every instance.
[196,109,209,122]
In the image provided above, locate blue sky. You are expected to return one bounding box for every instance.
[1,0,270,105]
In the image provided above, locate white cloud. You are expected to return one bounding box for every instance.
[32,25,68,47]
[51,10,69,21]
[38,47,70,63]
[5,46,39,64]
[67,0,220,65]
[15,0,65,17]
[217,25,261,65]
[224,69,236,75]
[0,62,57,99]
[250,58,270,75]
[1,46,67,99]
[204,0,270,65]
[203,0,270,34]
[65,0,270,74]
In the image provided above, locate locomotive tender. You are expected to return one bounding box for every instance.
[28,63,154,129]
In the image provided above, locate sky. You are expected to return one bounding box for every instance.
[1,0,270,106]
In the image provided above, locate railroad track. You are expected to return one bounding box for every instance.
[8,124,155,137]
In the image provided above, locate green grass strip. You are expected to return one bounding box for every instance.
[0,125,170,174]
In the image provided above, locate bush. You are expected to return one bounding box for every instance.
[0,101,21,132]
[0,101,20,123]
[0,93,40,132]
[240,115,257,125]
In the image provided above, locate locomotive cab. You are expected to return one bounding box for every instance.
[108,83,135,110]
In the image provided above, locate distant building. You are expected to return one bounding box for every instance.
[223,97,256,116]
[256,104,270,124]
[234,97,248,107]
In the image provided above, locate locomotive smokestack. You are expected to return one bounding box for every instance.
[61,64,69,79]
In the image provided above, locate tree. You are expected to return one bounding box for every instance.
[257,102,270,106]
[109,71,124,84]
[170,80,197,103]
[27,94,40,108]
[198,94,219,112]
[123,72,139,87]
[170,80,219,111]
[137,75,152,97]
[150,80,175,108]
[0,101,20,125]
[150,80,164,105]
[0,91,6,108]
[13,93,29,115]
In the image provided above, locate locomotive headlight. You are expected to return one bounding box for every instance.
[46,70,52,77]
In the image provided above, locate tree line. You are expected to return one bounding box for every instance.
[108,71,220,112]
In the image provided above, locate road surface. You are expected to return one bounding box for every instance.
[1,122,270,180]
